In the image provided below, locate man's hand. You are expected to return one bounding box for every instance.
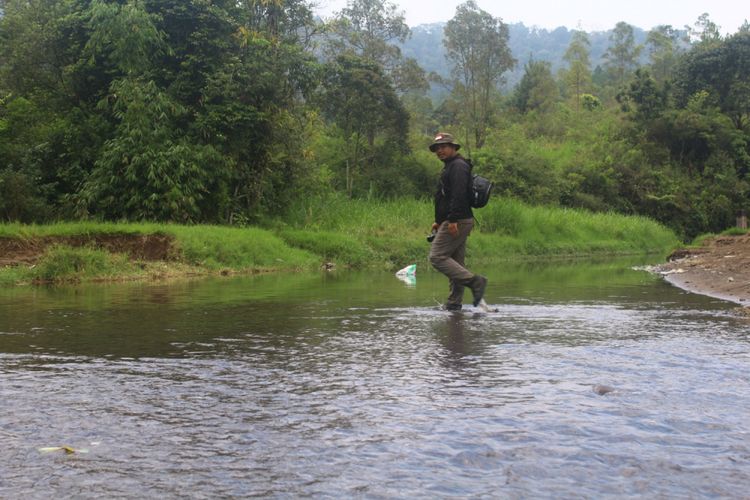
[447,222,458,237]
[431,222,440,232]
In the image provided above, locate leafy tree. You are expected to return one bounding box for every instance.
[603,21,642,87]
[328,0,407,63]
[512,59,559,115]
[658,91,748,174]
[325,0,427,93]
[616,68,668,125]
[673,31,750,131]
[0,0,100,103]
[82,79,228,221]
[562,30,592,110]
[0,0,323,222]
[443,0,514,150]
[0,0,114,218]
[203,0,321,220]
[0,97,58,221]
[581,93,602,111]
[686,13,722,47]
[318,55,408,197]
[645,25,683,83]
[71,1,224,220]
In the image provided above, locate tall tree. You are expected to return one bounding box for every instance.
[443,0,514,150]
[513,59,559,114]
[319,55,408,197]
[604,21,642,87]
[326,0,427,93]
[81,0,228,221]
[219,0,322,219]
[687,13,722,47]
[616,68,668,125]
[645,25,683,83]
[328,0,407,65]
[0,0,116,218]
[673,31,750,131]
[562,29,592,110]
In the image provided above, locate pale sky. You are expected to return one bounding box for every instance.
[314,0,747,34]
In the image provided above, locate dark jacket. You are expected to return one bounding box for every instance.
[435,154,473,224]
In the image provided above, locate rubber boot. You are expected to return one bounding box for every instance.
[466,275,488,307]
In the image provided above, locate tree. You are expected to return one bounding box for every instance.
[443,0,514,150]
[562,29,592,110]
[659,91,749,234]
[673,31,750,130]
[0,0,116,218]
[646,25,683,83]
[208,0,322,220]
[328,0,408,64]
[513,59,558,114]
[603,21,642,87]
[581,93,601,111]
[616,68,668,125]
[687,13,722,47]
[325,0,427,93]
[0,0,323,222]
[79,0,229,221]
[319,55,408,197]
[82,79,228,221]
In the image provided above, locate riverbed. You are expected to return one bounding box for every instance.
[1,259,749,498]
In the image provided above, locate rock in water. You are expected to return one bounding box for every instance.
[593,384,615,395]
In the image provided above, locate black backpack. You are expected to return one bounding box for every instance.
[465,158,492,208]
[443,158,493,208]
[470,173,493,208]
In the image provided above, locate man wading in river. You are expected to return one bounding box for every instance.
[428,132,488,311]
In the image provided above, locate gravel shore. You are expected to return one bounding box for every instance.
[653,233,750,307]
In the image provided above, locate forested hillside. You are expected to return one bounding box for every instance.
[1,0,748,239]
[401,22,653,90]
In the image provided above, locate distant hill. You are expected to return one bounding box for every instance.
[399,22,651,92]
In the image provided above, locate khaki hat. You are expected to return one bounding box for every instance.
[429,132,461,152]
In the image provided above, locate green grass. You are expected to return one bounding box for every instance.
[0,196,681,285]
[284,194,679,260]
[684,227,749,249]
[0,221,145,239]
[277,229,373,268]
[0,222,320,285]
[720,227,749,236]
[165,225,318,270]
[30,245,137,283]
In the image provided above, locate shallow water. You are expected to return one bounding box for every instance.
[1,259,749,498]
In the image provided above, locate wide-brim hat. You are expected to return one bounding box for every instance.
[429,132,461,152]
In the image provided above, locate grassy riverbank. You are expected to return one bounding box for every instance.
[0,197,679,285]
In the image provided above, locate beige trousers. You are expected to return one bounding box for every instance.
[428,218,474,306]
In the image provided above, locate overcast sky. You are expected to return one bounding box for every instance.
[313,0,747,34]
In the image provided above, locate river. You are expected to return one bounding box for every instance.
[1,259,749,498]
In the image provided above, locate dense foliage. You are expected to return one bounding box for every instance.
[1,0,748,239]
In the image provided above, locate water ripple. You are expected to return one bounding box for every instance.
[2,277,750,497]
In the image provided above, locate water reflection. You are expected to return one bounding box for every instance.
[441,313,468,357]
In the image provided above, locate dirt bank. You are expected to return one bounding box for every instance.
[653,233,750,306]
[0,234,175,267]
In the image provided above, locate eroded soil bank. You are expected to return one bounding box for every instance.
[0,234,175,267]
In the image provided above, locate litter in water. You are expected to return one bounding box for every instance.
[395,264,417,286]
[38,446,89,454]
[395,264,416,276]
